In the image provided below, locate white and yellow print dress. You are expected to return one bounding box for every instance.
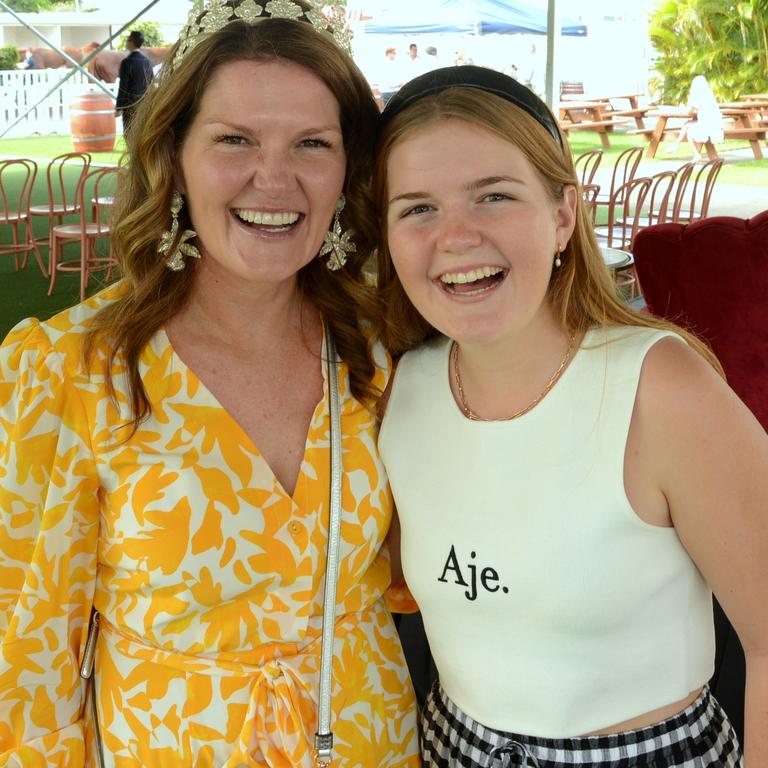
[0,285,419,767]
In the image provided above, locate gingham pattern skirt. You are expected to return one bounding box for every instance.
[421,682,743,767]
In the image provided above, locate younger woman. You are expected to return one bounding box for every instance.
[373,66,767,767]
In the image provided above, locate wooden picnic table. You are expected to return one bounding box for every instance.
[611,104,653,131]
[718,107,766,159]
[558,100,611,122]
[642,109,719,160]
[720,100,768,122]
[740,93,768,102]
[643,106,766,160]
[558,101,627,149]
[560,93,644,110]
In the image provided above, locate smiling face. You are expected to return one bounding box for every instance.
[177,58,346,291]
[385,118,576,347]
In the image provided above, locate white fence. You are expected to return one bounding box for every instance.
[0,69,118,139]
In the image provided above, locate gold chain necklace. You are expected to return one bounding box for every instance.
[451,335,576,421]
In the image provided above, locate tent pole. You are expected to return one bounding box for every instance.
[544,0,556,108]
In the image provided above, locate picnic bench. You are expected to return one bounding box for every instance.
[558,100,627,148]
[636,109,718,160]
[560,119,626,148]
[610,107,650,130]
[720,105,767,159]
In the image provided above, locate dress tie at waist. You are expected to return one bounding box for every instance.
[96,614,319,675]
[96,617,325,766]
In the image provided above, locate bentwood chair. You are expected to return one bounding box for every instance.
[593,176,652,299]
[48,166,120,301]
[0,158,46,275]
[616,169,677,231]
[593,177,652,252]
[574,149,603,188]
[29,152,91,261]
[671,158,724,224]
[593,145,644,213]
[581,183,600,224]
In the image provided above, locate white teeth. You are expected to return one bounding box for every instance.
[234,209,300,225]
[439,266,504,284]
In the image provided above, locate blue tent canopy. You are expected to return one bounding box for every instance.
[365,0,587,37]
[364,0,587,37]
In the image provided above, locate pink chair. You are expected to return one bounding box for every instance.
[48,166,119,302]
[0,158,46,275]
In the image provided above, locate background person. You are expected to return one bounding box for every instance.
[115,30,154,132]
[373,65,767,767]
[667,74,724,161]
[0,2,420,765]
[378,46,404,107]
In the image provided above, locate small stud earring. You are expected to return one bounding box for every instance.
[554,243,563,268]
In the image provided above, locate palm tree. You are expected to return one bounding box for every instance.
[650,0,768,102]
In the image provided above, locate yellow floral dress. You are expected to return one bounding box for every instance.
[0,285,419,768]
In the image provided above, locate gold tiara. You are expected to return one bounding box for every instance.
[173,0,353,68]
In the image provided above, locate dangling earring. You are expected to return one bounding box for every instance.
[554,243,563,268]
[320,194,356,271]
[159,191,201,272]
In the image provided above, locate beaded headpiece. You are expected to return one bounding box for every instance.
[173,0,352,68]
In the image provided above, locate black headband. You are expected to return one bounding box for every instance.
[378,65,563,148]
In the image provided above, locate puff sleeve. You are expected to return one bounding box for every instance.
[0,319,100,766]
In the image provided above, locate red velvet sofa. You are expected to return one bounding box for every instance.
[633,210,768,429]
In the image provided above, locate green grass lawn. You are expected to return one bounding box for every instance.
[0,135,127,167]
[567,132,768,186]
[0,162,119,338]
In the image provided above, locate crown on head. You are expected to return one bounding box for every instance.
[173,0,353,68]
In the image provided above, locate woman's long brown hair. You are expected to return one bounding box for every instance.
[85,8,382,433]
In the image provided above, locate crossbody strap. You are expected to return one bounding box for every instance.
[314,326,343,768]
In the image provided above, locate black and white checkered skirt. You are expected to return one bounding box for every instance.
[421,681,742,767]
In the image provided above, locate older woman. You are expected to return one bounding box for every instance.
[0,2,419,766]
[373,66,767,767]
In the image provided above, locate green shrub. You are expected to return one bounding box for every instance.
[119,22,165,49]
[0,45,20,71]
[649,0,768,103]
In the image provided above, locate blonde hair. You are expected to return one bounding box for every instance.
[85,9,382,430]
[372,88,721,371]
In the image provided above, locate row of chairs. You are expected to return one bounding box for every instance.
[574,146,724,299]
[592,160,723,250]
[576,146,723,233]
[0,153,118,302]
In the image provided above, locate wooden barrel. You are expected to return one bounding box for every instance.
[70,90,116,152]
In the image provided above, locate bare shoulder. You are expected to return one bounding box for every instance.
[635,333,768,529]
[636,335,760,440]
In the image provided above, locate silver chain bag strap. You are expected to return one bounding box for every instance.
[314,326,343,767]
[80,326,345,768]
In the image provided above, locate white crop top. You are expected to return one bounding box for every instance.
[379,326,715,737]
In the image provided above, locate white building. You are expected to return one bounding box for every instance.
[0,0,192,51]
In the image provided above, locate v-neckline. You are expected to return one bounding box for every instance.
[153,327,330,505]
